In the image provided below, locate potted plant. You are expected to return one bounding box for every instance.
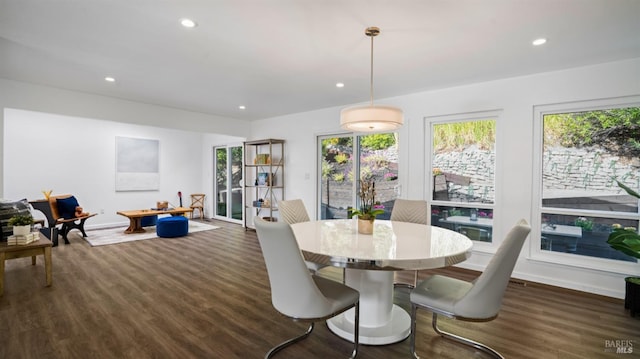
[607,180,640,317]
[348,179,384,234]
[8,214,34,236]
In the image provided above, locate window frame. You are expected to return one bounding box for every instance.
[316,131,400,220]
[531,95,640,273]
[426,109,501,250]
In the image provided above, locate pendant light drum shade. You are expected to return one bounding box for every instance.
[340,26,404,132]
[340,105,404,132]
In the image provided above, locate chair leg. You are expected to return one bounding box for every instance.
[410,304,420,359]
[265,323,314,359]
[350,301,359,358]
[431,313,505,359]
[393,270,417,289]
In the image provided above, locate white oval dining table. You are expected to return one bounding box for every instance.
[290,219,473,345]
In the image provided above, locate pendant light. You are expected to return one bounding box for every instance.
[340,27,404,132]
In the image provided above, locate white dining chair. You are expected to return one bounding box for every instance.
[279,199,331,275]
[390,199,428,288]
[254,217,360,358]
[409,219,531,359]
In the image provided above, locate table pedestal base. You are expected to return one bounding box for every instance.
[327,305,410,345]
[327,269,410,345]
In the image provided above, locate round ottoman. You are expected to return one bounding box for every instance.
[156,216,189,238]
[140,214,158,227]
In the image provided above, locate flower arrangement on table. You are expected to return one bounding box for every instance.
[349,179,385,221]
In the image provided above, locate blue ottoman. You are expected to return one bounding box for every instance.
[156,216,189,238]
[140,215,158,227]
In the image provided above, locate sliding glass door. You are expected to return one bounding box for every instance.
[214,145,243,223]
[318,133,399,219]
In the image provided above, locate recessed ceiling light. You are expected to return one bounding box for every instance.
[532,38,547,46]
[336,82,345,88]
[104,76,116,82]
[180,18,197,28]
[238,105,246,110]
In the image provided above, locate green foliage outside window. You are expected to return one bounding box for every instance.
[334,153,348,164]
[360,134,396,150]
[321,159,332,179]
[544,107,640,158]
[433,120,495,152]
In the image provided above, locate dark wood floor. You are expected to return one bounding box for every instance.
[1,219,638,358]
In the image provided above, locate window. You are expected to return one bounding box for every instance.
[538,104,640,262]
[428,111,498,242]
[318,133,399,220]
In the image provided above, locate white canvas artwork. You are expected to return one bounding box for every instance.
[115,136,160,191]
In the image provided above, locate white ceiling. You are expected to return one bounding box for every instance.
[1,0,639,121]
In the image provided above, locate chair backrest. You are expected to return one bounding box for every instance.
[190,194,205,207]
[390,199,428,225]
[253,218,335,318]
[453,219,531,319]
[279,199,310,224]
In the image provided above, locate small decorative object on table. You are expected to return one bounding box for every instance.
[349,179,385,234]
[7,232,39,245]
[8,214,34,237]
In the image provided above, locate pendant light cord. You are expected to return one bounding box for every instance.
[370,33,374,106]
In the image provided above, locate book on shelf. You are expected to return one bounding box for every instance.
[7,232,39,245]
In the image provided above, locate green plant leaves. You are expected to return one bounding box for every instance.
[607,228,640,260]
[616,180,640,199]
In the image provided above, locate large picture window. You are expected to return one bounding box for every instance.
[429,112,497,243]
[539,105,640,262]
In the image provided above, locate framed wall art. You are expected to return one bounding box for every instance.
[115,136,160,191]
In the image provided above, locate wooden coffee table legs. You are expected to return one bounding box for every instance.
[124,217,146,234]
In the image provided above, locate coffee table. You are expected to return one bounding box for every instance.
[116,207,193,234]
[0,233,52,296]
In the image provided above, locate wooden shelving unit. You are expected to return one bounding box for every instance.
[243,139,284,229]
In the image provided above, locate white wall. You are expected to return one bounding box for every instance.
[0,78,249,227]
[3,109,216,228]
[0,78,250,199]
[250,58,640,299]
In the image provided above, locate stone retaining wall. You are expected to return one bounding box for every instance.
[322,145,640,210]
[433,146,640,203]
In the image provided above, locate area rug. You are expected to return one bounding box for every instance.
[76,221,220,247]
